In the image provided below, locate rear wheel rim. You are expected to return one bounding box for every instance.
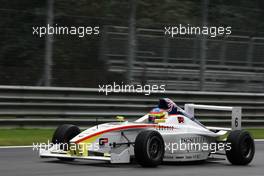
[241,137,252,158]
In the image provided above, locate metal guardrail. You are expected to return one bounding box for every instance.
[0,85,263,127]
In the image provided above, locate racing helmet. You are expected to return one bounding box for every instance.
[148,108,167,123]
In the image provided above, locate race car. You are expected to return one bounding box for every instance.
[39,98,255,167]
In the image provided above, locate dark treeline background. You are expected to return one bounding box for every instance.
[0,0,263,90]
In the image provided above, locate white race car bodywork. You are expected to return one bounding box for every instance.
[40,112,230,163]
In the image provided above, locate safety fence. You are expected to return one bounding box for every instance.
[0,85,263,127]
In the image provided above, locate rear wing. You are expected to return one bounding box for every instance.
[184,104,241,130]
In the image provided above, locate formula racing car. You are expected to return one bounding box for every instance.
[39,98,255,167]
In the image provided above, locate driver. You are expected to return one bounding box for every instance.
[148,108,168,123]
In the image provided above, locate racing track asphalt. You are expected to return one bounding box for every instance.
[0,142,264,176]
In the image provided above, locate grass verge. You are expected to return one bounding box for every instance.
[0,128,54,146]
[246,128,264,139]
[0,128,263,146]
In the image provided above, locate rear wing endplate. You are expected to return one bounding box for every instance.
[184,104,241,130]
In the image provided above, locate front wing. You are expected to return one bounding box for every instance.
[39,145,131,163]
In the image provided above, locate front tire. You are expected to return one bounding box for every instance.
[52,124,81,161]
[134,130,164,167]
[226,130,255,165]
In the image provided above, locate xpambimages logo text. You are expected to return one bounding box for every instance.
[32,24,99,38]
[165,141,231,154]
[33,140,231,154]
[98,82,166,95]
[164,24,232,38]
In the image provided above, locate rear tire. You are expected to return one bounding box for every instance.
[52,124,81,161]
[134,130,164,167]
[226,130,255,165]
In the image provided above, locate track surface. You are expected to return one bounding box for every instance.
[0,142,263,176]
